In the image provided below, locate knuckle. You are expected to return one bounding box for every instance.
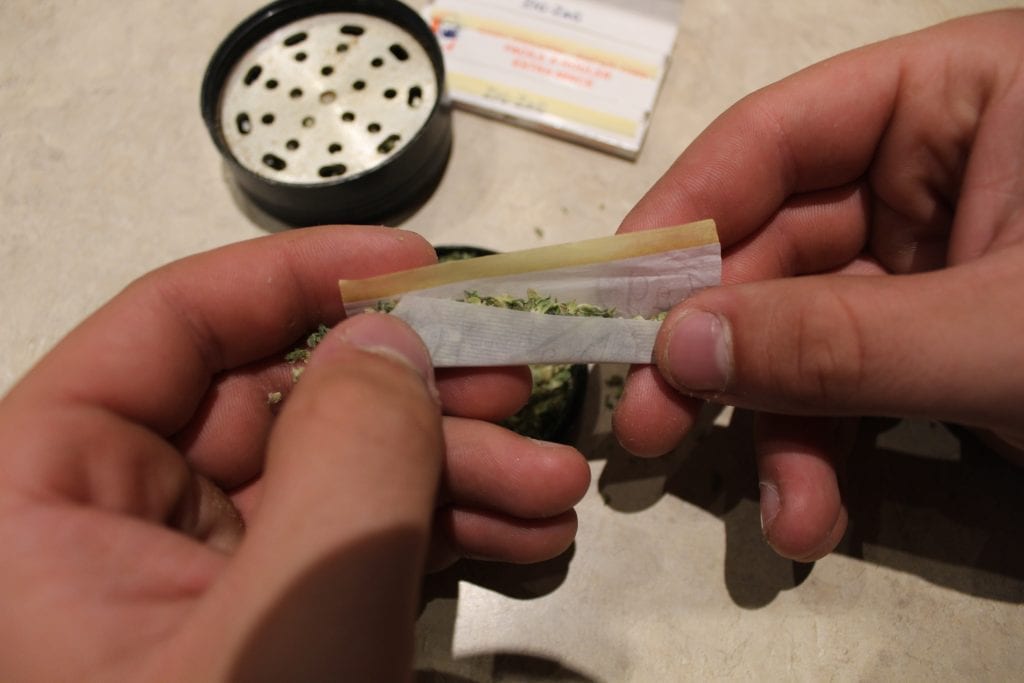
[782,287,867,409]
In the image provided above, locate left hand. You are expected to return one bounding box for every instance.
[0,226,589,680]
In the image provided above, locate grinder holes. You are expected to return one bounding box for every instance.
[218,17,439,183]
[262,154,286,171]
[378,134,401,154]
[244,65,262,85]
[236,112,252,135]
[389,44,409,61]
[319,164,348,178]
[408,85,423,108]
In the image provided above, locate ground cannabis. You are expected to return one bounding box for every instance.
[604,374,625,411]
[433,249,479,262]
[372,289,666,321]
[460,289,617,317]
[268,324,330,403]
[269,317,581,440]
[502,363,577,438]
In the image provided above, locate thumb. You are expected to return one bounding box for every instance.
[180,313,443,681]
[655,259,1024,438]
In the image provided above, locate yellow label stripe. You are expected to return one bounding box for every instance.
[449,72,637,138]
[430,9,659,79]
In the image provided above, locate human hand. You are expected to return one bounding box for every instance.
[614,10,1024,561]
[0,227,589,681]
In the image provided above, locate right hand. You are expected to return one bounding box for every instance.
[613,10,1024,560]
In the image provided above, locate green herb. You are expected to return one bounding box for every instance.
[502,363,577,439]
[373,289,665,321]
[435,249,480,261]
[432,248,584,441]
[284,324,330,365]
[268,324,330,403]
[604,374,625,410]
[459,289,618,318]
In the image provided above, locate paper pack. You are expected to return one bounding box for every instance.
[422,0,680,158]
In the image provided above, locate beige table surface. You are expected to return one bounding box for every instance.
[3,1,1022,680]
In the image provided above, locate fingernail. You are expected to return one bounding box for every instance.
[309,314,438,400]
[661,310,731,394]
[759,481,780,538]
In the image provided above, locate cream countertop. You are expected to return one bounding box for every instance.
[2,1,1021,680]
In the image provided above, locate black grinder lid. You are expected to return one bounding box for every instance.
[201,0,452,226]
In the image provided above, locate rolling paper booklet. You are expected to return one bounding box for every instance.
[422,0,681,158]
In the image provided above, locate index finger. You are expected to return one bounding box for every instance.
[618,20,904,244]
[7,226,437,435]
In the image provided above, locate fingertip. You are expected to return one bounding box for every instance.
[758,479,845,561]
[307,313,437,402]
[656,308,733,396]
[764,500,848,563]
[612,366,701,457]
[755,415,852,562]
[441,417,589,519]
[435,365,532,420]
[436,508,579,565]
[523,438,592,511]
[758,457,846,561]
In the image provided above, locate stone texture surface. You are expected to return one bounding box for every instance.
[2,1,1021,680]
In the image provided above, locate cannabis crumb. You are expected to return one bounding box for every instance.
[604,374,625,410]
[437,249,479,261]
[371,299,397,313]
[502,363,576,439]
[266,324,330,406]
[534,226,544,239]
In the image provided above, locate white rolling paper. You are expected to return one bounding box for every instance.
[339,221,721,367]
[390,297,663,366]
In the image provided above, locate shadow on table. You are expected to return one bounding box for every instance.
[416,548,597,682]
[416,655,593,683]
[413,366,1023,679]
[575,372,1024,608]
